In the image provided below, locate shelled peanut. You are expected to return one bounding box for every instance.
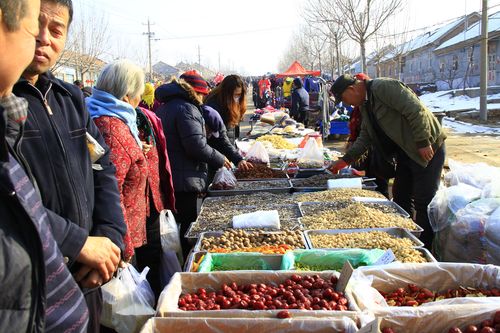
[309,231,426,263]
[296,189,385,202]
[301,203,417,230]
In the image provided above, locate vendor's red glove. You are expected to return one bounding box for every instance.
[328,159,348,174]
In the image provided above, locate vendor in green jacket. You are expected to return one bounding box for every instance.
[329,75,446,249]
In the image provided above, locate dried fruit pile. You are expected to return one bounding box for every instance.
[379,283,500,306]
[301,203,417,230]
[235,164,287,179]
[178,274,349,312]
[296,189,385,202]
[310,231,426,263]
[200,229,305,252]
[202,193,296,208]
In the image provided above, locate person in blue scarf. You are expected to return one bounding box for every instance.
[86,59,150,262]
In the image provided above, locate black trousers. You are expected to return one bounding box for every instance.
[172,192,199,260]
[134,203,162,303]
[351,149,390,199]
[392,144,445,249]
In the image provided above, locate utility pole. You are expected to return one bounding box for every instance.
[143,18,155,82]
[197,45,201,65]
[480,0,488,121]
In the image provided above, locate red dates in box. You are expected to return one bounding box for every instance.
[379,283,500,307]
[177,274,349,315]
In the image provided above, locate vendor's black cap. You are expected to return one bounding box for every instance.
[331,74,357,105]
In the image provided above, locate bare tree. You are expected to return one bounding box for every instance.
[304,0,404,73]
[54,3,110,82]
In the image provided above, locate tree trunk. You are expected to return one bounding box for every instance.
[360,39,366,73]
[335,35,341,76]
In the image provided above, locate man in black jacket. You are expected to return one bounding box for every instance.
[0,0,89,331]
[291,77,309,124]
[11,0,126,330]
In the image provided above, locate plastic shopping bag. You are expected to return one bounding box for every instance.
[159,210,183,286]
[245,141,270,164]
[211,167,237,190]
[297,137,324,169]
[101,264,155,333]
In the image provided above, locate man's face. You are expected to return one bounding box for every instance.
[0,0,40,95]
[341,84,365,107]
[25,0,69,76]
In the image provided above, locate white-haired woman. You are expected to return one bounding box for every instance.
[86,59,148,261]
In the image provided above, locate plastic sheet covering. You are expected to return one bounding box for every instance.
[486,206,500,265]
[156,271,359,319]
[197,252,280,272]
[140,316,359,333]
[444,159,500,189]
[232,210,280,229]
[281,249,386,271]
[377,304,500,333]
[347,262,500,312]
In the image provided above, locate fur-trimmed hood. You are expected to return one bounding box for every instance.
[155,79,203,106]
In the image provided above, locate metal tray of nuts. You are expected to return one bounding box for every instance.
[292,175,378,192]
[417,247,437,263]
[304,228,424,249]
[185,218,304,240]
[195,230,309,252]
[201,193,297,208]
[207,179,293,197]
[352,198,410,218]
[298,201,410,218]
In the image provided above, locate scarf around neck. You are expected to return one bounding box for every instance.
[86,88,142,148]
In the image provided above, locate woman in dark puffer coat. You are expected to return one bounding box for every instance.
[155,71,228,258]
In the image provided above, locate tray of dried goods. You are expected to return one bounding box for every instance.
[305,228,426,263]
[202,193,297,209]
[195,229,308,253]
[294,189,386,202]
[299,202,422,236]
[208,179,293,197]
[298,201,410,218]
[291,174,377,191]
[234,163,288,180]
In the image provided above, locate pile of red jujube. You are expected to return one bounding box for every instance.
[177,274,349,313]
[379,283,500,307]
[448,311,500,333]
[380,311,500,333]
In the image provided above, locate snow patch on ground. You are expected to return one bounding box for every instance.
[443,118,500,135]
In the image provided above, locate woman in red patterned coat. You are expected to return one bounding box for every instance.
[86,60,148,261]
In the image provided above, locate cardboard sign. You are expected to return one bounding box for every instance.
[373,249,396,266]
[357,318,380,333]
[335,261,354,293]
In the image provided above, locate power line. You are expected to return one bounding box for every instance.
[156,25,293,41]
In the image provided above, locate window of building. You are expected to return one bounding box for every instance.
[439,62,445,73]
[452,55,459,71]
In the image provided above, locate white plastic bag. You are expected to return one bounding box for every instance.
[245,141,270,164]
[485,206,500,265]
[232,210,280,229]
[297,138,324,169]
[211,167,237,190]
[160,210,182,263]
[86,132,105,163]
[444,159,500,189]
[101,264,155,333]
[159,210,183,286]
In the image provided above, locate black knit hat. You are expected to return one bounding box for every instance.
[330,74,357,105]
